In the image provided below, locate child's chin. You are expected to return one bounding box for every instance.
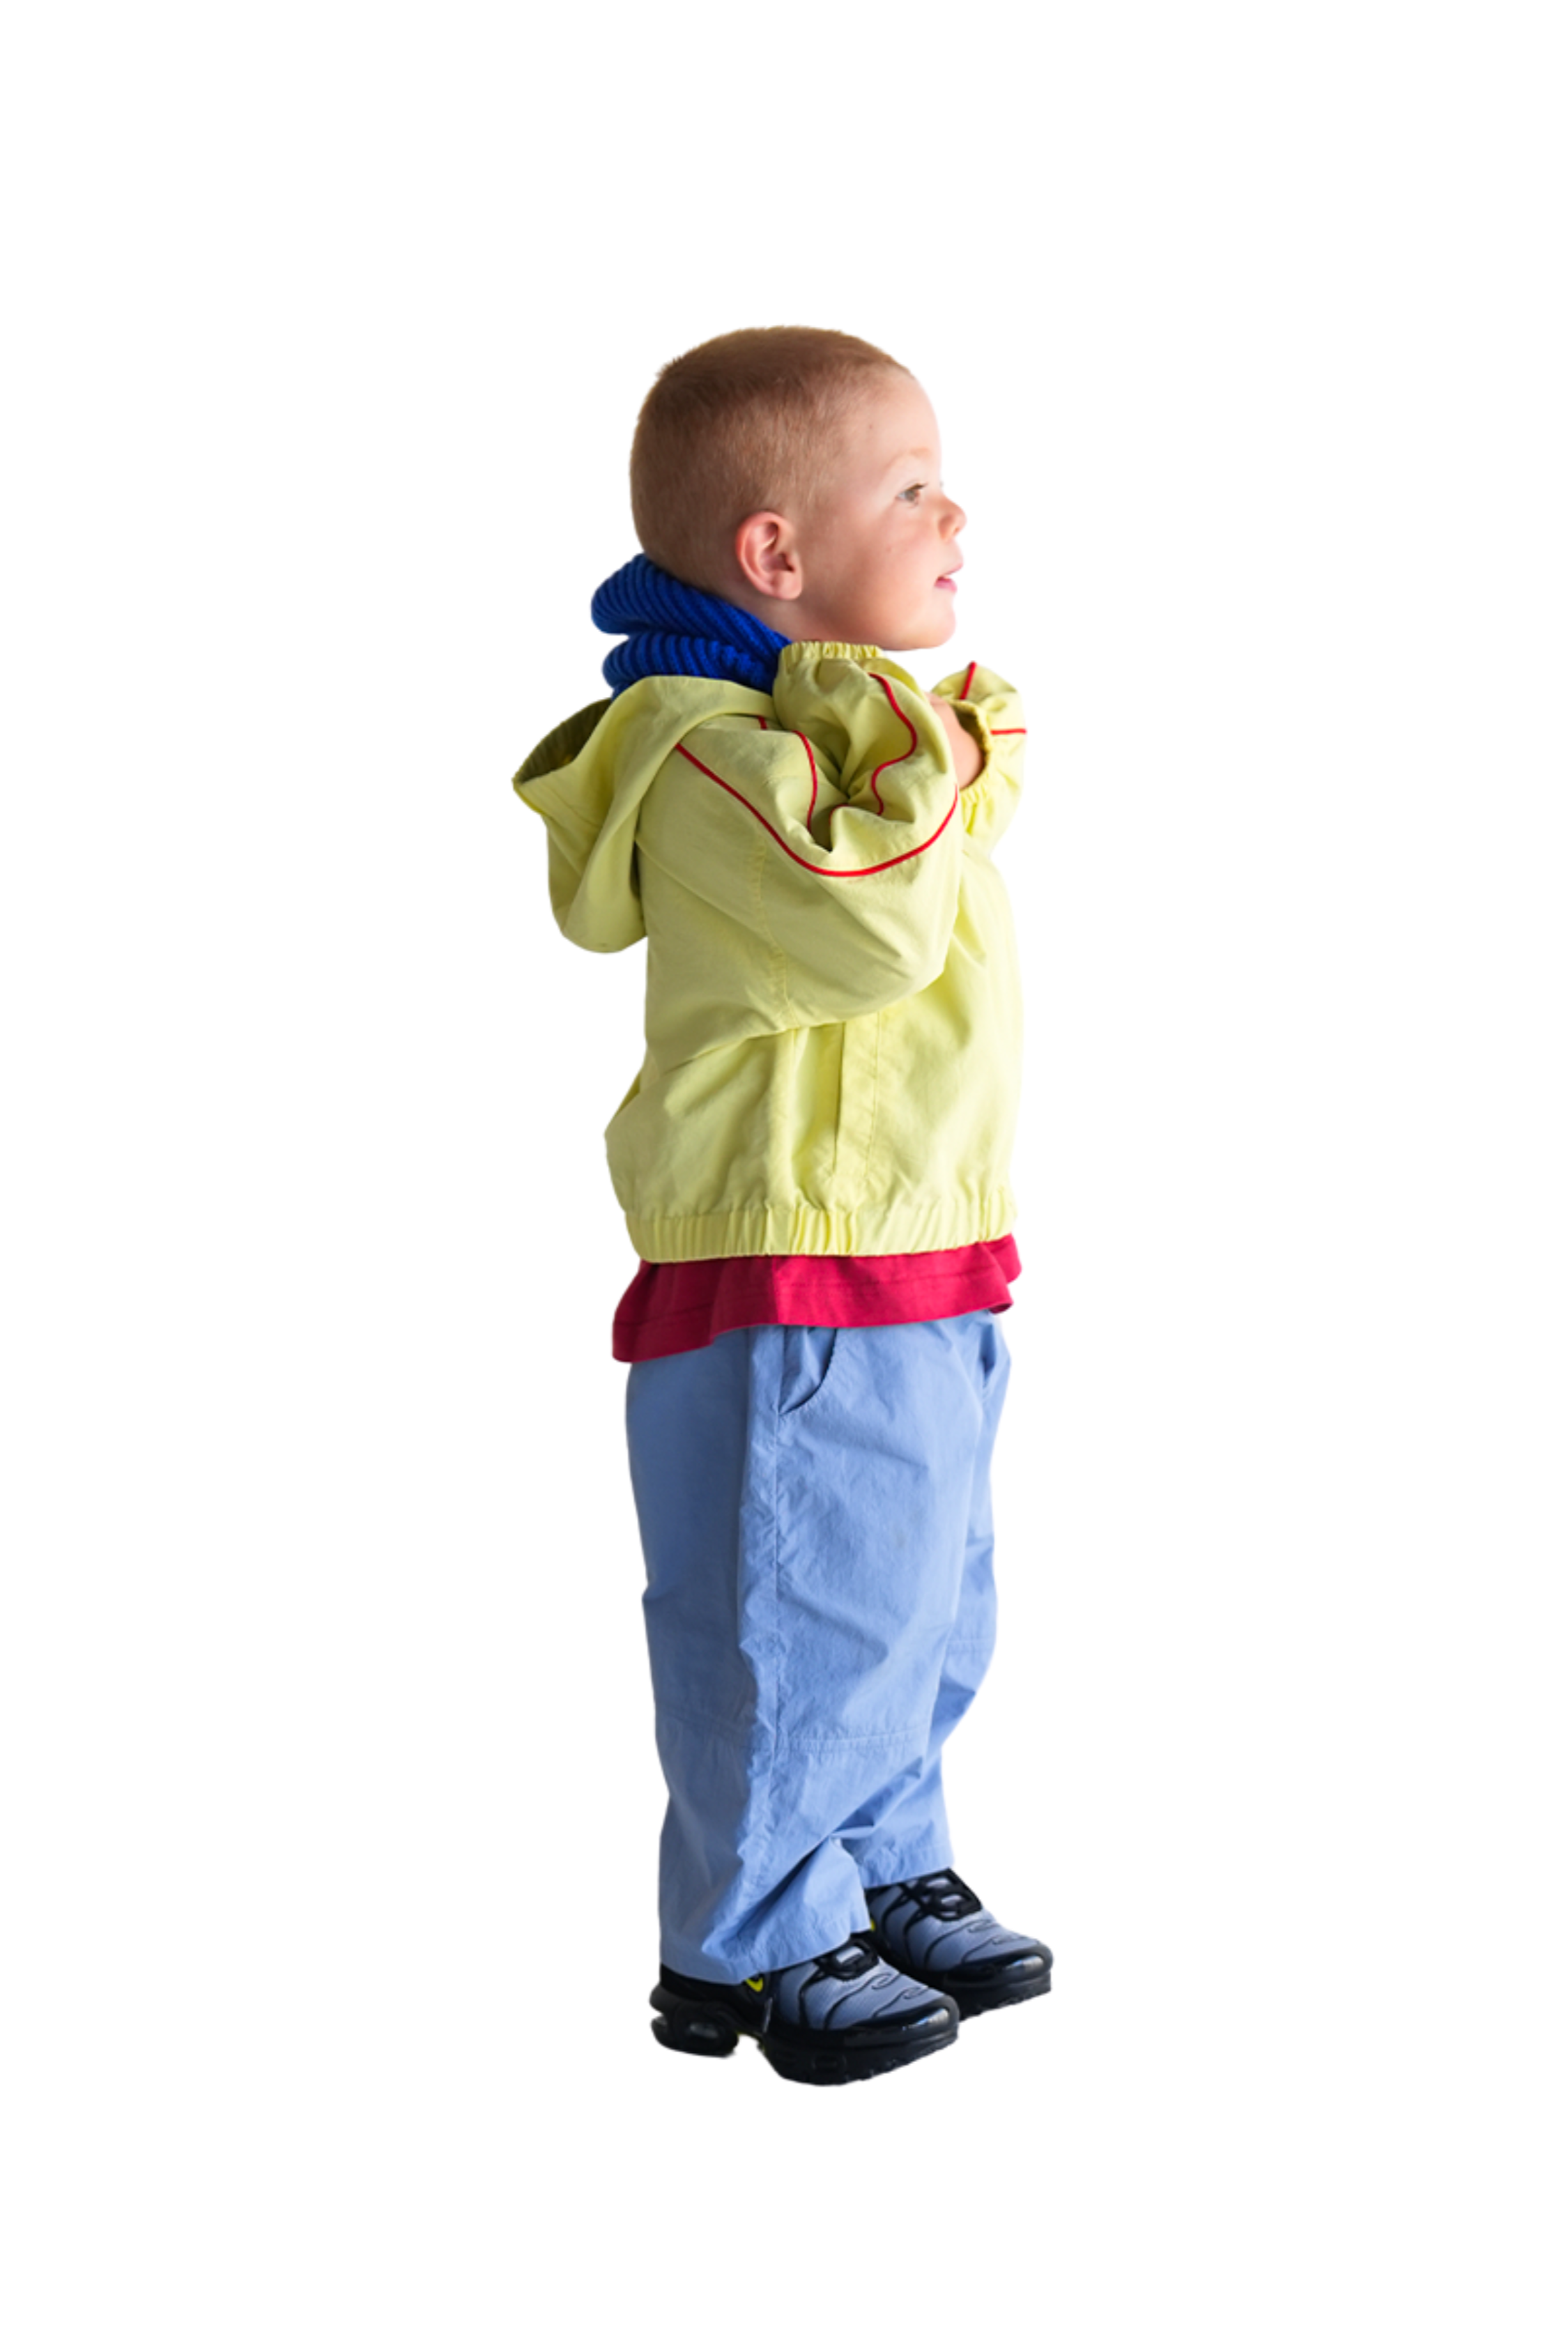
[886,610,959,655]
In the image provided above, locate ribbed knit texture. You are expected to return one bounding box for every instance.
[591,553,789,695]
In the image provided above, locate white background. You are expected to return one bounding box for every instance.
[3,2,1565,2344]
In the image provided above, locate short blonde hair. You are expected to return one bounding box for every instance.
[630,325,911,593]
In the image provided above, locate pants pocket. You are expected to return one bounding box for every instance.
[778,1324,840,1417]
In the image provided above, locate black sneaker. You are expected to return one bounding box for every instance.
[650,1932,960,2085]
[866,1870,1052,2018]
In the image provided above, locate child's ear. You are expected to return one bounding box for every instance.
[734,512,804,604]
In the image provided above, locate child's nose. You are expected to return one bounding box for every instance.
[942,494,967,536]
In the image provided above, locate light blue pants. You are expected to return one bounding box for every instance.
[626,1311,1010,1981]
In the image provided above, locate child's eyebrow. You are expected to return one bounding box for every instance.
[882,445,939,476]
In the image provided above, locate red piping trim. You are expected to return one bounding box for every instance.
[865,671,918,815]
[960,660,978,700]
[673,741,958,878]
[795,730,820,827]
[991,728,1027,735]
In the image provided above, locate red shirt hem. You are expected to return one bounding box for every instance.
[613,1236,1022,1364]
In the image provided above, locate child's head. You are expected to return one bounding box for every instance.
[630,326,967,654]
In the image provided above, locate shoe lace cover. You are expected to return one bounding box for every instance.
[767,1933,940,2031]
[870,1870,1038,1971]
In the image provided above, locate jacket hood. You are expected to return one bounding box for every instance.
[512,676,768,952]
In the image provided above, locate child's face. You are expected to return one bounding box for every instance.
[787,374,967,652]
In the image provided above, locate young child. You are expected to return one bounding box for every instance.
[514,327,1050,2085]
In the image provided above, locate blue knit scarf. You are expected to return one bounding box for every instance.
[591,554,789,695]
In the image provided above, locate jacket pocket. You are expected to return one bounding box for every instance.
[829,1010,882,1204]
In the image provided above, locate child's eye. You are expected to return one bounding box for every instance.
[898,482,925,503]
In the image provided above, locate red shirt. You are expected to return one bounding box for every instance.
[613,1236,1021,1364]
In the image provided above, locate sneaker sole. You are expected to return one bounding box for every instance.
[649,1984,959,2086]
[941,1962,1052,2020]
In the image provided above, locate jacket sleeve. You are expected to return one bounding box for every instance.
[638,642,998,1032]
[930,661,1027,859]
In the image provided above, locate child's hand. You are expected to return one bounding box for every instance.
[930,695,983,790]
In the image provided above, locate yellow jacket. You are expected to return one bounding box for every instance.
[513,643,1025,1261]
